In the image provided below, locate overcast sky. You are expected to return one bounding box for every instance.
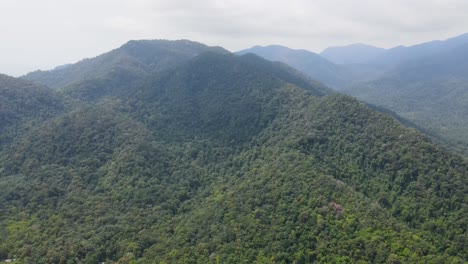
[1,0,467,76]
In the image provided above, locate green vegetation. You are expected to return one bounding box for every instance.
[0,46,466,263]
[0,74,64,133]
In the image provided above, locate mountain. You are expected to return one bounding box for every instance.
[236,45,347,88]
[320,43,386,64]
[0,41,467,263]
[237,45,386,90]
[371,32,468,66]
[346,43,468,154]
[22,39,228,91]
[127,52,330,144]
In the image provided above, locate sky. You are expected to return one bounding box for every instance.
[1,0,467,76]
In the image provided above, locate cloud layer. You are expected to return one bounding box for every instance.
[1,0,467,75]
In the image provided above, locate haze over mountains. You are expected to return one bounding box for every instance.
[0,35,467,263]
[369,32,468,67]
[320,43,386,65]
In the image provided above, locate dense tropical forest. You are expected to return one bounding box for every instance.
[0,40,467,263]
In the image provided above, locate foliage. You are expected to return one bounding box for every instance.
[0,49,466,263]
[0,74,64,133]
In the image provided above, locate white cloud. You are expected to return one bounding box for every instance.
[103,16,148,33]
[0,0,467,76]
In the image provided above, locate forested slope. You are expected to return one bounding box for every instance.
[0,74,64,133]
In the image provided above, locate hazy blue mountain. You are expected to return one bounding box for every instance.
[371,32,468,66]
[237,45,386,89]
[347,43,468,154]
[320,43,386,64]
[236,45,347,88]
[23,39,228,90]
[388,43,468,81]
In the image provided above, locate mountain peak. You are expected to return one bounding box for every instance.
[22,39,229,90]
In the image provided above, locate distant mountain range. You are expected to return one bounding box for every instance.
[0,39,466,263]
[236,45,384,89]
[370,32,468,66]
[347,43,468,154]
[319,32,468,66]
[237,32,468,155]
[236,45,347,88]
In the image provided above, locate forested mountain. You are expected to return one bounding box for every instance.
[320,43,386,64]
[22,40,227,91]
[0,41,467,263]
[346,43,468,155]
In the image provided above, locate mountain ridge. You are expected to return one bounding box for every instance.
[370,32,468,66]
[22,39,229,90]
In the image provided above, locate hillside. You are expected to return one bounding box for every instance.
[0,74,65,134]
[0,43,466,263]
